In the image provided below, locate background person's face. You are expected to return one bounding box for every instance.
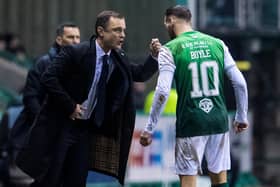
[57,27,80,46]
[102,17,126,51]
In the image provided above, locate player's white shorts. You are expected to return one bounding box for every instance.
[175,132,230,175]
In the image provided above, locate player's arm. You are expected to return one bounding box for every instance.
[223,42,249,133]
[140,46,175,146]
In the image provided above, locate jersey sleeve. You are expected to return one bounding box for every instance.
[144,46,176,133]
[223,42,249,124]
[222,42,236,71]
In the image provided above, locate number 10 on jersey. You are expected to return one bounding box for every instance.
[188,61,220,98]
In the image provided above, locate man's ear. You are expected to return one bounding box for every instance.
[97,26,104,37]
[170,16,177,24]
[56,36,62,45]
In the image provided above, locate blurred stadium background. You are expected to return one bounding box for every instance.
[0,0,280,186]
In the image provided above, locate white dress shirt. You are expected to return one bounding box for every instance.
[80,41,114,119]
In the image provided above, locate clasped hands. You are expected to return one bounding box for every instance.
[69,104,86,120]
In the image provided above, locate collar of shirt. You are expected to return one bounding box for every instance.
[95,40,114,79]
[95,40,116,83]
[95,40,111,63]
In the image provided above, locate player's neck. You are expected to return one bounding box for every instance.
[175,24,193,36]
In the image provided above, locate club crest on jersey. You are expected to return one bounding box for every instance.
[199,98,213,113]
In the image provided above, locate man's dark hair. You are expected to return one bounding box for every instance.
[56,22,79,37]
[165,5,192,22]
[95,10,124,37]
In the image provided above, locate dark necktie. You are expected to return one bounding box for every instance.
[94,55,109,127]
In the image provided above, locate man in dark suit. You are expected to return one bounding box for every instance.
[10,22,80,155]
[16,10,160,187]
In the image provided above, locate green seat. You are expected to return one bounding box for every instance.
[0,51,33,70]
[0,86,21,110]
[235,172,261,187]
[126,181,162,187]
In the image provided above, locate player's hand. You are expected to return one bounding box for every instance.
[140,131,152,146]
[233,121,248,133]
[149,38,161,58]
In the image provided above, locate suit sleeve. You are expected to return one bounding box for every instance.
[40,46,77,116]
[129,55,158,82]
[22,57,49,119]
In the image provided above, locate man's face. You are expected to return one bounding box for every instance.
[56,27,80,46]
[98,17,126,51]
[164,15,176,40]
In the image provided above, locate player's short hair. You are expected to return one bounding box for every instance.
[56,22,79,37]
[165,5,192,22]
[95,10,124,37]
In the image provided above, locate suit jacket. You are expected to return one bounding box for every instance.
[16,37,158,185]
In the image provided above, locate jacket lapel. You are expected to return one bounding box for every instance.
[108,52,129,113]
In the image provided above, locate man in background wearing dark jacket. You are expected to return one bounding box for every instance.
[10,22,80,155]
